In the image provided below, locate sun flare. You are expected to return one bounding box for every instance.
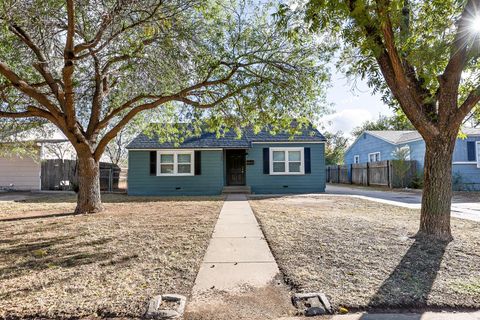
[471,16,480,32]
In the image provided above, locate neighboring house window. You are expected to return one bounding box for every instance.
[157,150,194,176]
[467,141,476,161]
[368,152,381,163]
[270,147,304,175]
[353,155,360,164]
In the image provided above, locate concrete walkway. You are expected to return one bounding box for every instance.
[192,194,279,293]
[326,184,480,222]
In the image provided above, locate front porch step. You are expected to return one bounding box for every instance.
[222,186,252,194]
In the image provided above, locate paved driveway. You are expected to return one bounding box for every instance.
[326,184,480,222]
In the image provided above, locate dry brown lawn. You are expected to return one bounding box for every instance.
[250,195,480,312]
[0,194,223,319]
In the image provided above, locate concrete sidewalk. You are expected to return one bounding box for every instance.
[192,194,279,293]
[322,311,480,319]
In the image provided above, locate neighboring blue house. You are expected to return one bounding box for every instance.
[344,129,480,190]
[126,125,326,195]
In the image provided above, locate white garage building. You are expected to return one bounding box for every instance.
[0,127,75,191]
[0,150,42,190]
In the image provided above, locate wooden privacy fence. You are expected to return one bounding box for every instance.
[326,165,350,184]
[326,160,417,188]
[41,159,122,191]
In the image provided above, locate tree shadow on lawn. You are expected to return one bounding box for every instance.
[360,236,449,319]
[0,212,77,222]
[16,193,224,204]
[0,235,115,281]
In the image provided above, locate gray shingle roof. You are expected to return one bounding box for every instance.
[127,125,326,149]
[366,130,422,144]
[366,128,480,145]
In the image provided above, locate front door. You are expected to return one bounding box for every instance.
[226,150,246,186]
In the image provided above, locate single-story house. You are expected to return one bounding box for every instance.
[126,125,326,195]
[344,129,480,190]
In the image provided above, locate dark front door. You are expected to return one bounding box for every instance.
[226,150,246,186]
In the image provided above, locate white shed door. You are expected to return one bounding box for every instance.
[0,154,41,190]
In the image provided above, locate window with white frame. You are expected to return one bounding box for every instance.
[368,152,381,163]
[353,155,360,164]
[157,150,194,176]
[270,147,304,175]
[477,142,480,168]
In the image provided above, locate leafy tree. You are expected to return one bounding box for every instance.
[285,0,480,240]
[0,0,328,214]
[324,131,348,165]
[351,112,414,137]
[464,106,480,127]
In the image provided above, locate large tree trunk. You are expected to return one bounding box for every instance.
[419,136,456,242]
[75,154,103,214]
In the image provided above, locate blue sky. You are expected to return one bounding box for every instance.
[323,68,393,137]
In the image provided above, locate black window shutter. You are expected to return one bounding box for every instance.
[467,141,476,161]
[305,147,311,174]
[195,151,201,175]
[263,148,269,174]
[150,151,157,175]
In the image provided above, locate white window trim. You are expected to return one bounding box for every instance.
[269,147,305,175]
[157,150,195,176]
[477,141,480,168]
[353,155,360,164]
[368,152,381,163]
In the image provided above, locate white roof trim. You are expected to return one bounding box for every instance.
[344,132,366,155]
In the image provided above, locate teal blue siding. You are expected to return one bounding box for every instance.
[128,143,326,195]
[128,150,224,195]
[246,143,326,194]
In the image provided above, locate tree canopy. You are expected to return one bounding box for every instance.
[0,0,329,213]
[324,131,348,165]
[351,112,414,137]
[300,0,480,132]
[279,0,480,240]
[0,0,329,157]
